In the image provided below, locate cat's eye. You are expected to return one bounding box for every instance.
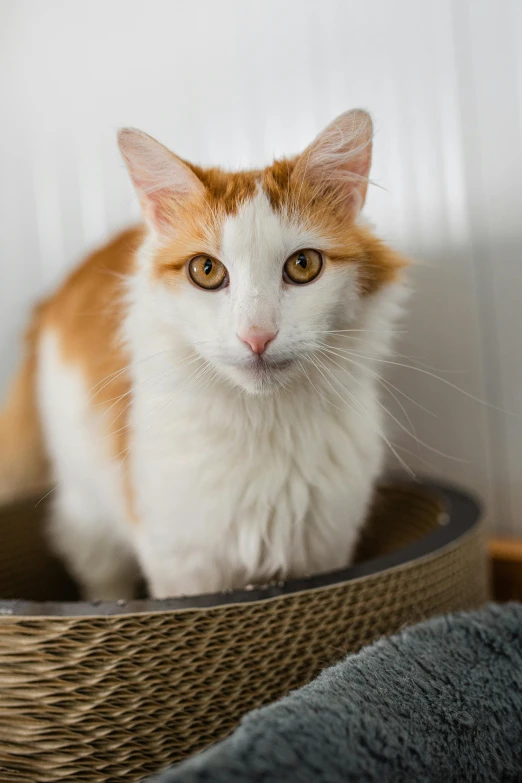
[188,255,228,290]
[283,249,323,285]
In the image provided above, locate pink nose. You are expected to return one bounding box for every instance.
[239,330,277,355]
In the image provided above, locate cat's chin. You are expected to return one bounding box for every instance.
[221,357,297,395]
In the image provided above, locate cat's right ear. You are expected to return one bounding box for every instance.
[292,109,373,220]
[118,128,205,237]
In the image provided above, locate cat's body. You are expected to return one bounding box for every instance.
[0,110,407,600]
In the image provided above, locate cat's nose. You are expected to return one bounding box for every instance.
[238,330,277,355]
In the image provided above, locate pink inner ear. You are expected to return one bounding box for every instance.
[140,187,180,235]
[292,109,373,218]
[118,128,204,235]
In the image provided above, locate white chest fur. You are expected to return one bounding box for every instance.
[128,335,384,598]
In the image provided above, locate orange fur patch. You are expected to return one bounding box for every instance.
[323,225,408,295]
[0,305,49,501]
[154,166,260,282]
[265,159,406,294]
[189,164,258,210]
[154,196,222,278]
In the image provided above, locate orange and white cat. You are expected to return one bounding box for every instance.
[0,109,407,600]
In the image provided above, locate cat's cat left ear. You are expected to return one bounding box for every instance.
[118,128,205,236]
[292,109,373,220]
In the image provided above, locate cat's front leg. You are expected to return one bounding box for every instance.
[135,536,228,599]
[50,489,140,601]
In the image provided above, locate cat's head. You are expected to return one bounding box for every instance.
[119,110,405,394]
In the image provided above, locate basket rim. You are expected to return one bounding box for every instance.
[0,477,481,619]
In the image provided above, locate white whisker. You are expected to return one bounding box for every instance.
[315,343,437,418]
[34,481,63,507]
[100,353,201,427]
[317,348,466,463]
[307,352,416,479]
[318,346,422,459]
[112,361,215,473]
[88,347,185,401]
[320,348,522,419]
[142,361,211,436]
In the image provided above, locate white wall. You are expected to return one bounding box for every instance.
[0,0,521,533]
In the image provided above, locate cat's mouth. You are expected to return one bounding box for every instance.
[225,354,296,392]
[244,355,294,374]
[217,353,298,393]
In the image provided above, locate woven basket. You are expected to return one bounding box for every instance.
[0,480,487,783]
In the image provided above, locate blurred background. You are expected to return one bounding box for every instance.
[0,0,521,535]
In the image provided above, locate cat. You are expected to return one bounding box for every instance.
[0,108,407,600]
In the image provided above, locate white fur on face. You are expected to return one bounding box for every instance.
[151,189,361,394]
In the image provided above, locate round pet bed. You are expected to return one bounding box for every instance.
[0,480,487,783]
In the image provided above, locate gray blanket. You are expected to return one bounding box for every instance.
[148,603,522,782]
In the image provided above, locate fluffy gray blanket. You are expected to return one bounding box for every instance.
[147,603,522,782]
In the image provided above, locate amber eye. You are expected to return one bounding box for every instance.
[188,255,228,290]
[283,249,323,285]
